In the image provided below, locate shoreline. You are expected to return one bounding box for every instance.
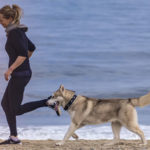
[0,139,149,150]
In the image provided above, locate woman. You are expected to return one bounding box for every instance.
[0,4,58,144]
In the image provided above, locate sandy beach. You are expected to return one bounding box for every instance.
[0,139,150,150]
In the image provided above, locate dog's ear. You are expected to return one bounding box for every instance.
[60,84,65,93]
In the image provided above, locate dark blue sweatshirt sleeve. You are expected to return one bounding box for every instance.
[9,29,28,57]
[27,36,36,52]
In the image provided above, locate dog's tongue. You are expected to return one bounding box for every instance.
[54,104,60,116]
[48,100,60,116]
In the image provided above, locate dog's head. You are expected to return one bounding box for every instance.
[47,84,65,104]
[47,85,75,111]
[47,85,65,116]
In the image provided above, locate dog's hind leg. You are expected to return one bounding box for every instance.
[121,106,147,145]
[112,121,122,140]
[105,121,122,145]
[126,124,147,145]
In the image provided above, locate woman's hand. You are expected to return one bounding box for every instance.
[4,56,26,81]
[4,68,13,81]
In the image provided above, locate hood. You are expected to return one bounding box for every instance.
[5,23,28,36]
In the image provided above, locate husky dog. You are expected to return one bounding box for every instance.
[47,85,150,146]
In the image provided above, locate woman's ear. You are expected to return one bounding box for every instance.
[9,17,13,24]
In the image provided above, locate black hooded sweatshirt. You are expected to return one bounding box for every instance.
[5,27,36,74]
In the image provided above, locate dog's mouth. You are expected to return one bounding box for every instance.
[50,101,59,108]
[46,96,62,116]
[49,101,61,116]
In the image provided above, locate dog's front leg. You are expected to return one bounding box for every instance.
[56,122,77,146]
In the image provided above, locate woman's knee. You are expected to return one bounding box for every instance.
[1,99,7,109]
[1,87,9,110]
[15,107,23,116]
[1,99,9,113]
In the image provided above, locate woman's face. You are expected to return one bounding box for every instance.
[0,14,12,28]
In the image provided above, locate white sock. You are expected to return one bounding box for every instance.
[10,136,20,141]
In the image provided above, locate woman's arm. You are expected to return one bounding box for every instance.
[4,56,26,81]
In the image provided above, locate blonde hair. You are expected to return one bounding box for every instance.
[0,4,22,25]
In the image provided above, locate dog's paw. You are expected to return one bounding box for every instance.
[55,142,64,146]
[104,140,119,146]
[72,133,79,140]
[139,141,147,146]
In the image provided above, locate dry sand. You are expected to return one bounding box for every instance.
[0,139,150,150]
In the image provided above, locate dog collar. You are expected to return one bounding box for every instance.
[64,95,77,111]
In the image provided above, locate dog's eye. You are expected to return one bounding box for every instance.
[52,95,58,99]
[51,95,54,98]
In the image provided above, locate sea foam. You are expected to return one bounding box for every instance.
[0,125,150,140]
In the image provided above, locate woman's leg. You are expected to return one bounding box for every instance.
[1,76,49,136]
[14,77,48,116]
[1,77,20,136]
[15,99,47,115]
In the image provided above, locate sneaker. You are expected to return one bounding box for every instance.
[47,96,61,116]
[0,137,22,145]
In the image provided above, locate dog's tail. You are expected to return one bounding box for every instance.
[130,92,150,107]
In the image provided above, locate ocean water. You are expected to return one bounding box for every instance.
[0,0,150,140]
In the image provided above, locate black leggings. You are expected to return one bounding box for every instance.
[1,76,48,136]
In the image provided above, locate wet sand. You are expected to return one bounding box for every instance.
[0,139,150,150]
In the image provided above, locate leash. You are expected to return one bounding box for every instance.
[64,95,77,111]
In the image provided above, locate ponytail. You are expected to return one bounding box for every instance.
[12,4,22,24]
